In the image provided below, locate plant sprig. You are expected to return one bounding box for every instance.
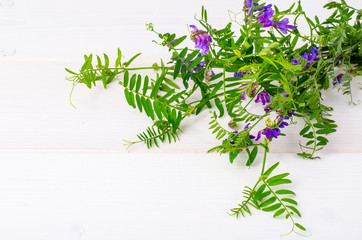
[66,0,361,236]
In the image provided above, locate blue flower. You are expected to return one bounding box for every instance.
[274,18,297,34]
[190,25,212,55]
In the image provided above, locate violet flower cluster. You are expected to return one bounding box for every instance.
[190,25,212,55]
[291,47,320,69]
[173,25,215,81]
[246,0,297,34]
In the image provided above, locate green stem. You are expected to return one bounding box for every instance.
[261,146,268,175]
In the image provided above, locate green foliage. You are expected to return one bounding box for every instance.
[66,0,361,236]
[230,162,306,236]
[125,124,180,149]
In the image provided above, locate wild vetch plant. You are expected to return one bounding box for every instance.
[65,0,361,236]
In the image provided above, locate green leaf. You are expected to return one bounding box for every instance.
[275,189,296,195]
[262,203,281,212]
[151,74,164,98]
[159,89,175,102]
[287,205,301,217]
[135,74,142,92]
[128,92,136,108]
[306,140,314,146]
[273,208,285,218]
[65,68,77,75]
[267,173,289,184]
[173,59,182,79]
[146,99,155,120]
[123,71,129,87]
[317,136,328,142]
[299,125,311,136]
[179,47,188,59]
[167,90,186,104]
[124,53,141,67]
[260,191,271,200]
[214,98,224,118]
[210,81,223,97]
[103,53,109,68]
[124,89,131,105]
[303,131,314,139]
[295,223,306,231]
[268,179,292,186]
[143,76,149,95]
[246,146,258,166]
[129,74,136,90]
[115,48,122,67]
[153,101,163,120]
[281,198,297,205]
[316,129,337,134]
[313,123,326,129]
[135,95,143,112]
[263,162,279,177]
[163,77,180,89]
[188,55,204,69]
[171,35,187,47]
[254,184,266,201]
[229,151,238,163]
[260,197,276,208]
[297,152,312,158]
[184,50,200,63]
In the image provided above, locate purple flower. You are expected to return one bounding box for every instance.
[334,55,341,66]
[277,115,289,128]
[190,25,212,55]
[257,4,275,27]
[245,0,261,19]
[300,47,319,69]
[291,58,300,64]
[204,68,215,84]
[264,104,273,113]
[261,115,290,140]
[246,0,256,8]
[234,72,245,77]
[282,90,290,98]
[333,74,344,86]
[250,131,262,141]
[301,48,319,61]
[310,47,319,57]
[262,128,281,140]
[239,82,257,100]
[255,131,261,141]
[255,91,270,105]
[274,18,297,34]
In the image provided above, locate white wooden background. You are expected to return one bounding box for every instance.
[1,0,362,239]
